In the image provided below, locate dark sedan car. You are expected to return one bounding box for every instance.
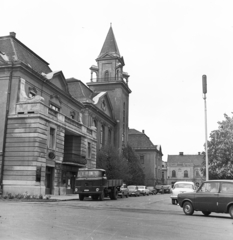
[177,180,233,218]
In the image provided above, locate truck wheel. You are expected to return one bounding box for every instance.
[79,194,84,201]
[99,191,104,201]
[111,187,118,200]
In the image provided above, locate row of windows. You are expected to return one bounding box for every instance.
[171,170,201,178]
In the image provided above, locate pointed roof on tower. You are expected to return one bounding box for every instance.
[98,25,120,58]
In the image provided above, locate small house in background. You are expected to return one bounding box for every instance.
[167,152,204,187]
[128,129,163,186]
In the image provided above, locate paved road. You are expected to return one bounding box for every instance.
[0,194,232,240]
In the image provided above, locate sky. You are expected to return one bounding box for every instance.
[2,0,233,161]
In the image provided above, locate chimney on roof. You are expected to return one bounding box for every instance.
[179,152,184,156]
[142,130,145,134]
[10,32,16,38]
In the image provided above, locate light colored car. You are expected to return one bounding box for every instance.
[128,185,140,197]
[118,183,129,198]
[137,185,150,196]
[170,181,196,204]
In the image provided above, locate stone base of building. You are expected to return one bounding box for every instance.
[3,185,46,196]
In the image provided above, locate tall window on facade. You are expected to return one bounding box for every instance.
[49,128,56,149]
[140,155,144,164]
[116,70,120,80]
[100,125,105,148]
[122,102,126,146]
[172,170,176,178]
[104,70,109,81]
[93,119,97,128]
[87,142,91,158]
[108,129,112,145]
[184,170,188,178]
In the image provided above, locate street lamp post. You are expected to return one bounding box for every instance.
[202,75,209,180]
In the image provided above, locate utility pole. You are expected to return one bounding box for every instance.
[202,75,209,180]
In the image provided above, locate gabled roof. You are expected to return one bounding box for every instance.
[43,71,69,93]
[0,32,51,74]
[98,26,120,58]
[167,154,204,165]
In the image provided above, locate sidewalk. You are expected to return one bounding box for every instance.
[49,194,79,201]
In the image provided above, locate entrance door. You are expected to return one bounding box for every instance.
[45,167,53,194]
[66,172,77,194]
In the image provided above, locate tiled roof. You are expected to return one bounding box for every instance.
[128,128,155,148]
[98,26,120,58]
[167,154,204,165]
[0,33,51,74]
[128,128,143,135]
[67,78,93,102]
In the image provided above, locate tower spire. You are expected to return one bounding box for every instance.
[98,25,120,58]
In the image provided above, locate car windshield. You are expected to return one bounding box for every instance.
[147,187,154,190]
[174,183,194,189]
[77,170,103,178]
[138,186,145,190]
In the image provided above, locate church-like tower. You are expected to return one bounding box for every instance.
[87,25,131,151]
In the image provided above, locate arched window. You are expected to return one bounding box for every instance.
[172,170,176,178]
[116,70,120,80]
[104,71,109,81]
[184,170,188,178]
[195,170,200,177]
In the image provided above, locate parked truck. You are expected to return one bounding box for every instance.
[74,168,123,201]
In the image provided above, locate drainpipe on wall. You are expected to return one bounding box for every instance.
[0,62,14,195]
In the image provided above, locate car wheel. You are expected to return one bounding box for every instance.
[229,205,233,218]
[202,211,211,216]
[183,201,194,215]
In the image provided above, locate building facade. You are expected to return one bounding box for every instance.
[128,129,163,186]
[167,152,205,187]
[0,27,130,196]
[0,32,98,196]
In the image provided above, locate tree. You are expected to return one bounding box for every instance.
[96,145,129,181]
[203,114,233,179]
[122,144,145,185]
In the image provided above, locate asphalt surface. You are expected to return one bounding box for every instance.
[0,194,232,240]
